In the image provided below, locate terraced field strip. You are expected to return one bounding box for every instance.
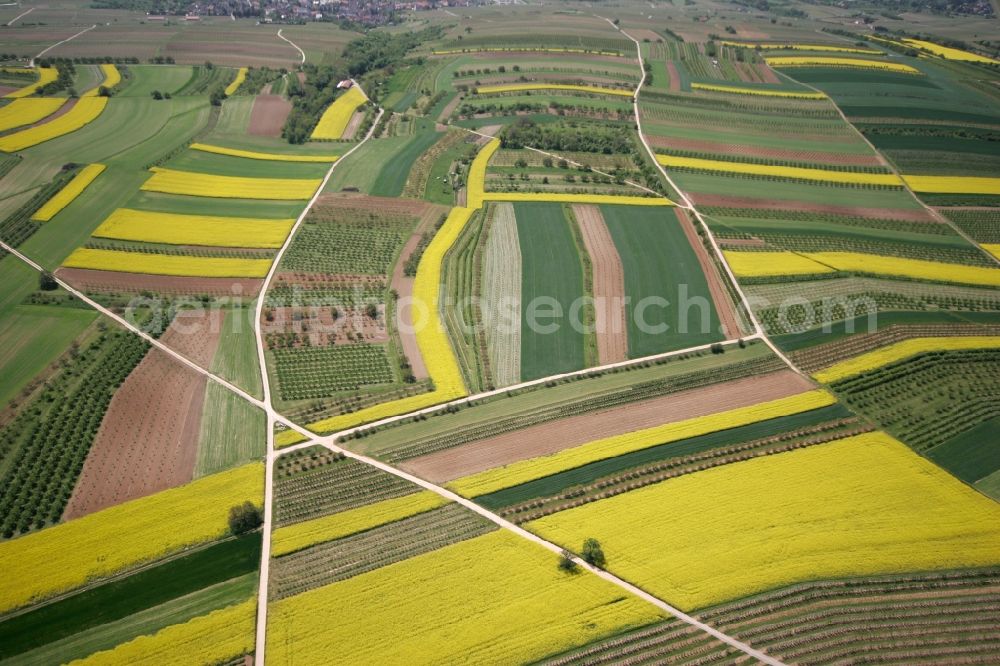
[448,389,834,497]
[481,202,522,387]
[62,248,272,278]
[813,336,1000,383]
[765,57,921,74]
[0,97,65,132]
[571,204,627,364]
[527,432,1000,611]
[656,154,902,186]
[675,208,743,339]
[92,209,295,248]
[698,568,1000,664]
[404,369,813,484]
[647,134,884,167]
[190,143,339,163]
[902,175,1000,195]
[720,41,883,55]
[31,163,106,221]
[475,83,634,97]
[0,97,107,152]
[140,167,321,200]
[691,82,826,99]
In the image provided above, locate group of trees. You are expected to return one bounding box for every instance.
[501,118,636,155]
[558,538,606,572]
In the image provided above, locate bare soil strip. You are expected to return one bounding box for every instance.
[623,28,663,42]
[482,203,522,387]
[759,64,781,84]
[314,192,432,216]
[402,369,814,483]
[62,313,225,518]
[248,95,292,137]
[56,267,264,296]
[646,134,884,167]
[341,110,365,141]
[437,93,463,122]
[666,62,681,93]
[675,208,743,340]
[572,204,627,364]
[691,193,938,223]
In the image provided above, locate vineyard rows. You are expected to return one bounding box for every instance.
[281,215,410,276]
[273,343,394,400]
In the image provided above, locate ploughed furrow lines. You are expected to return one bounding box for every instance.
[482,202,522,388]
[269,503,496,600]
[273,447,417,527]
[572,204,628,365]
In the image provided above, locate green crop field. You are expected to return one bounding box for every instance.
[602,205,723,357]
[514,202,587,380]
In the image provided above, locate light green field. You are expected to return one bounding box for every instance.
[324,135,414,193]
[213,97,254,135]
[210,306,264,398]
[195,383,266,477]
[124,191,305,219]
[642,121,876,155]
[117,66,195,98]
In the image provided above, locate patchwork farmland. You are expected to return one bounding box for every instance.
[0,1,998,664]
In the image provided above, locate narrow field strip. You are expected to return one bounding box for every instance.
[92,209,295,248]
[902,175,1000,196]
[62,248,272,278]
[448,390,836,498]
[433,47,624,56]
[0,97,108,152]
[311,86,366,140]
[475,83,634,97]
[902,38,999,64]
[814,336,1000,383]
[482,202,522,387]
[271,491,448,556]
[69,598,255,666]
[725,250,1000,287]
[765,57,920,74]
[82,64,120,97]
[224,67,247,96]
[266,530,663,665]
[140,167,321,200]
[691,82,826,99]
[573,204,628,364]
[189,143,339,163]
[656,154,902,186]
[720,41,883,55]
[0,97,65,132]
[483,192,673,206]
[0,463,263,614]
[3,66,57,98]
[527,432,1000,611]
[31,164,106,221]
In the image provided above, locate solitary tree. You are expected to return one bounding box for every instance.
[39,271,58,291]
[558,549,577,573]
[228,501,263,534]
[582,538,606,568]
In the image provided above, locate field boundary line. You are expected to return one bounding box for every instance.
[778,71,1000,268]
[30,24,96,66]
[276,29,306,65]
[600,14,801,373]
[6,6,32,25]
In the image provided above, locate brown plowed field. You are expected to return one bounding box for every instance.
[161,309,226,367]
[402,369,814,482]
[248,94,292,137]
[262,304,388,347]
[438,93,463,122]
[690,193,938,223]
[56,267,263,296]
[341,110,365,140]
[676,208,743,339]
[759,65,780,84]
[624,29,662,42]
[572,205,627,364]
[314,192,432,216]
[62,332,219,519]
[646,135,883,167]
[719,237,767,248]
[666,62,681,92]
[28,98,76,128]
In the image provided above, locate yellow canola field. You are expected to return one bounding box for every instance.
[528,432,1000,610]
[92,208,295,248]
[723,250,834,277]
[483,192,673,206]
[983,244,1000,262]
[902,174,1000,195]
[903,39,998,64]
[766,56,920,74]
[725,250,1000,287]
[0,463,263,614]
[31,163,106,221]
[4,66,58,98]
[224,67,247,96]
[656,154,902,186]
[814,336,1000,384]
[0,97,108,152]
[720,41,883,55]
[190,142,338,162]
[62,248,272,278]
[272,491,448,556]
[141,167,321,200]
[82,64,120,97]
[297,206,475,437]
[449,390,836,498]
[69,598,256,666]
[475,83,634,98]
[311,86,367,140]
[267,530,663,665]
[0,97,65,132]
[467,137,498,209]
[691,82,826,99]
